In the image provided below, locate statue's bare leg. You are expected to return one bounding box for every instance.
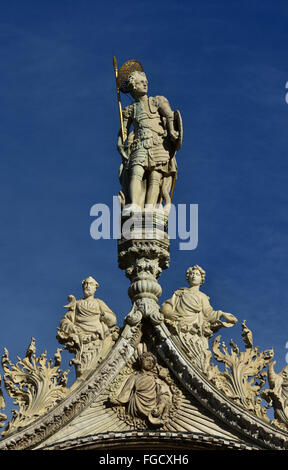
[129,164,145,207]
[146,170,162,206]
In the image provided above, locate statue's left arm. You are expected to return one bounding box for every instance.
[117,105,133,160]
[59,309,77,334]
[160,290,182,321]
[98,299,117,327]
[157,96,179,142]
[201,294,237,329]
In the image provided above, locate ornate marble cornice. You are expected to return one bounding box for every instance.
[40,430,259,451]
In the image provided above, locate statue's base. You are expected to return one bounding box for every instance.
[120,206,169,241]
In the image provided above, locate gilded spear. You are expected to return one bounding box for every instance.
[113,56,125,145]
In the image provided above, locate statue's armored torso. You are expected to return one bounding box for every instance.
[124,96,175,174]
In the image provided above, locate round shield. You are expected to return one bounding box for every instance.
[173,109,183,151]
[117,60,144,94]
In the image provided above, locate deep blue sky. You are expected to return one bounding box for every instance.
[0,0,288,419]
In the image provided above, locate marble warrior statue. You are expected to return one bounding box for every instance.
[113,57,183,211]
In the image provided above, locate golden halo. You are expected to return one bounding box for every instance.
[117,60,144,93]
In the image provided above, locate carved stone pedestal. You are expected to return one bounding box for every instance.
[118,209,170,304]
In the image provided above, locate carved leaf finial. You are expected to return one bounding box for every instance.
[210,323,273,420]
[1,341,69,436]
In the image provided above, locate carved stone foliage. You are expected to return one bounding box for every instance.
[261,362,288,431]
[125,298,163,327]
[1,339,69,436]
[209,320,274,421]
[56,277,120,378]
[108,350,182,429]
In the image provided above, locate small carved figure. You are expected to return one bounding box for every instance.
[261,361,288,429]
[267,362,288,405]
[241,320,253,349]
[0,376,5,411]
[57,276,119,377]
[0,375,7,428]
[117,67,182,210]
[109,352,173,426]
[25,337,36,361]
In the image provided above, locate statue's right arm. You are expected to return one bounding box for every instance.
[160,294,179,321]
[267,361,279,390]
[117,113,132,160]
[113,375,135,404]
[117,131,127,160]
[60,310,76,334]
[98,299,117,327]
[160,301,173,315]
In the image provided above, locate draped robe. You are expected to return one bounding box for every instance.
[116,371,171,420]
[161,287,226,338]
[60,298,116,340]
